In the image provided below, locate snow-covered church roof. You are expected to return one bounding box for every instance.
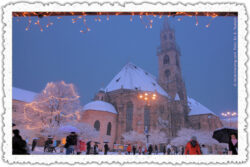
[83,100,117,114]
[188,97,216,116]
[13,87,37,103]
[105,63,169,97]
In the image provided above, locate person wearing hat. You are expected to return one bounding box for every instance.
[184,136,201,155]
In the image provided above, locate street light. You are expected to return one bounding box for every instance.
[138,92,157,105]
[221,111,237,127]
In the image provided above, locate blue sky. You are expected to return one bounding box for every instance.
[12,15,237,115]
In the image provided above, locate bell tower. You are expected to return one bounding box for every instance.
[157,18,187,101]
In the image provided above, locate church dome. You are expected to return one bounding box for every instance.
[83,100,117,114]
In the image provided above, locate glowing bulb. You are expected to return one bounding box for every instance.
[145,93,148,96]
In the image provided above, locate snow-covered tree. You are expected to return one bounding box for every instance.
[22,81,81,136]
[148,130,168,144]
[171,128,219,146]
[122,131,146,144]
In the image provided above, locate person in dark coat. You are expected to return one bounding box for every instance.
[93,143,99,154]
[228,133,238,155]
[132,145,136,155]
[104,143,109,155]
[148,145,153,155]
[12,129,29,154]
[86,141,91,155]
[65,132,77,154]
[31,138,38,151]
[44,137,53,152]
[154,145,158,154]
[163,145,166,155]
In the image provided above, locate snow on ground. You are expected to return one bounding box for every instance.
[13,87,37,102]
[83,100,117,114]
[188,97,216,116]
[105,63,170,98]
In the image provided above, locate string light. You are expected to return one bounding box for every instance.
[13,12,234,34]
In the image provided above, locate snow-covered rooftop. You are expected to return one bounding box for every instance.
[105,63,169,97]
[188,97,217,116]
[83,100,117,114]
[13,87,37,103]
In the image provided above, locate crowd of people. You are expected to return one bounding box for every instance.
[13,129,238,155]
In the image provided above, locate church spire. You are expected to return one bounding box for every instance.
[163,17,172,31]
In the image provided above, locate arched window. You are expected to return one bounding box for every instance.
[94,120,100,131]
[165,69,171,79]
[144,105,150,131]
[126,101,133,132]
[107,122,112,136]
[163,55,170,64]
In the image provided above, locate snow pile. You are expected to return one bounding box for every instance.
[83,100,117,114]
[188,97,216,116]
[105,63,170,98]
[13,87,37,102]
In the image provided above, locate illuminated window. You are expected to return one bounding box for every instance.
[94,120,100,131]
[107,122,112,136]
[126,101,133,132]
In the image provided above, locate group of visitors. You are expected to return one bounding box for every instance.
[12,129,238,155]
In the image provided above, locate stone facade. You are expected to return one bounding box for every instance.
[188,114,223,131]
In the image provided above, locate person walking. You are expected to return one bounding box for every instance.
[93,142,99,155]
[148,145,153,155]
[12,129,29,154]
[154,145,158,155]
[65,132,77,155]
[132,145,136,155]
[163,145,166,155]
[228,133,238,155]
[104,143,109,155]
[44,136,53,152]
[201,144,208,155]
[31,138,38,151]
[86,141,91,155]
[127,144,132,155]
[184,136,201,155]
[167,143,171,155]
[138,146,142,155]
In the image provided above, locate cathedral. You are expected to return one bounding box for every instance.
[12,19,223,149]
[80,20,223,147]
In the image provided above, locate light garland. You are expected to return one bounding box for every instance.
[13,12,237,34]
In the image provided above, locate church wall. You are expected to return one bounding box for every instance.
[105,89,172,144]
[81,110,117,150]
[188,114,223,131]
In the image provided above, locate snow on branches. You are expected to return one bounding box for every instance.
[148,130,168,144]
[171,128,219,146]
[122,131,146,144]
[22,81,81,136]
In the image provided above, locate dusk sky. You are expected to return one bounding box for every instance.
[12,15,237,115]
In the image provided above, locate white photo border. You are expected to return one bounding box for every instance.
[2,2,248,164]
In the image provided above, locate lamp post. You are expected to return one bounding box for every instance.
[221,111,237,127]
[144,126,150,147]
